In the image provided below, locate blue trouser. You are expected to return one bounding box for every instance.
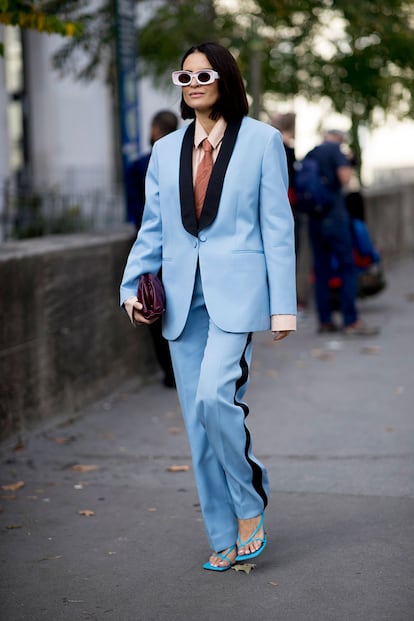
[168,269,269,552]
[308,200,358,327]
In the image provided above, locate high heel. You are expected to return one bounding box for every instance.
[235,513,267,561]
[203,545,236,571]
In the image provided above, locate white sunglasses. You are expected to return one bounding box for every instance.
[171,69,220,86]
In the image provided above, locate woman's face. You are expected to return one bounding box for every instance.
[182,52,220,116]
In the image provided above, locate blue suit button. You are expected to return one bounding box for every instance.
[199,235,207,242]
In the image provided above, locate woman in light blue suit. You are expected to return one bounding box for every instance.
[120,43,297,571]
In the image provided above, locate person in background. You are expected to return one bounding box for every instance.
[120,42,296,571]
[125,110,178,387]
[344,153,366,221]
[272,112,306,309]
[272,112,296,206]
[126,110,179,229]
[307,129,379,336]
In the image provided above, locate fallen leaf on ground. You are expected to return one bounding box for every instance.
[147,507,157,512]
[361,345,381,355]
[12,440,26,452]
[5,524,23,529]
[311,348,333,361]
[168,427,183,434]
[1,481,25,492]
[69,464,99,473]
[266,369,279,378]
[269,581,279,586]
[232,563,256,574]
[166,464,190,472]
[78,509,95,517]
[53,437,70,445]
[1,495,17,501]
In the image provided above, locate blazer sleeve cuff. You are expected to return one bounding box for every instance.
[271,314,297,332]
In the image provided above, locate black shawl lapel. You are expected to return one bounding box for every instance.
[179,121,198,237]
[179,118,243,237]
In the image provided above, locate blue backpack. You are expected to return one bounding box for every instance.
[294,155,334,216]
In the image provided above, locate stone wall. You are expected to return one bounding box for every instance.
[0,230,156,441]
[364,184,414,259]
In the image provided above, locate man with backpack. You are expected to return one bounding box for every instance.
[297,129,379,336]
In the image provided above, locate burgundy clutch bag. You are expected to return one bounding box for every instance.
[137,273,166,320]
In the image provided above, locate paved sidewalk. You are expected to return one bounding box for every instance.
[1,257,414,621]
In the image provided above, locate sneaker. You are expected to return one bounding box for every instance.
[342,320,380,336]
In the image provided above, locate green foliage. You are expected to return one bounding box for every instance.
[136,0,414,159]
[4,0,413,160]
[41,0,116,82]
[0,0,83,56]
[136,0,230,82]
[316,1,414,120]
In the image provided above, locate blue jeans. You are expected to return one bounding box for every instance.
[308,201,358,327]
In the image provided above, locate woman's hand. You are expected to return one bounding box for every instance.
[124,297,158,326]
[272,330,292,342]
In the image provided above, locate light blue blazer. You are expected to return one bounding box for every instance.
[120,116,297,341]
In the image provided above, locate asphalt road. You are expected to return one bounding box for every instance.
[1,256,413,621]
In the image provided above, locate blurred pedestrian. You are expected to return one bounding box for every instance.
[306,129,379,335]
[126,110,178,229]
[272,113,296,207]
[125,110,178,387]
[344,152,366,221]
[272,112,307,308]
[120,42,296,571]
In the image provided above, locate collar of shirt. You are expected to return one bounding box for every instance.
[194,117,227,151]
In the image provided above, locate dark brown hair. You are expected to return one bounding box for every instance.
[152,110,178,135]
[179,42,249,122]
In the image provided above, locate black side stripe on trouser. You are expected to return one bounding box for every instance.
[234,332,268,509]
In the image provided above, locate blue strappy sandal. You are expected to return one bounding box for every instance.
[203,545,237,572]
[235,513,267,562]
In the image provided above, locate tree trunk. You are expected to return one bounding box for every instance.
[350,114,362,182]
